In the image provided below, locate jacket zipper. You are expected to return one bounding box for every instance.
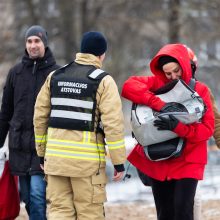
[32,61,37,74]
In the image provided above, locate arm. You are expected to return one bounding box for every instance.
[34,73,53,157]
[173,85,214,142]
[0,70,14,147]
[209,89,220,149]
[98,76,126,180]
[121,75,165,111]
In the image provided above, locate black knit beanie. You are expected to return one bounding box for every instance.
[80,31,107,56]
[158,56,178,69]
[25,25,48,47]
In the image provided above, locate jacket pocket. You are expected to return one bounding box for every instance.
[21,130,34,151]
[9,121,22,150]
[91,168,108,203]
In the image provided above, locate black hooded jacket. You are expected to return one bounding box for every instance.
[0,48,60,175]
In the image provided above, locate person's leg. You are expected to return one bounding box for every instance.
[194,184,202,220]
[47,175,76,220]
[136,169,152,186]
[19,175,31,216]
[150,178,175,220]
[174,178,198,220]
[72,168,107,220]
[30,174,47,220]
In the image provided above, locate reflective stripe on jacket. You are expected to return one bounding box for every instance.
[49,63,108,131]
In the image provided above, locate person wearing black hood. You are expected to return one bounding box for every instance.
[0,25,59,219]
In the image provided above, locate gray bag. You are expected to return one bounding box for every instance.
[131,79,205,147]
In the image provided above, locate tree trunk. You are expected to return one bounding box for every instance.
[168,0,180,43]
[58,1,76,62]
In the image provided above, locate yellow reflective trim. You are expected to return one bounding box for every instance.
[46,153,106,161]
[35,138,46,141]
[35,140,47,143]
[108,145,125,150]
[106,139,125,145]
[46,143,105,153]
[46,148,105,156]
[35,135,44,138]
[45,148,106,161]
[35,134,47,143]
[35,134,47,138]
[106,139,125,150]
[107,138,125,150]
[47,138,104,147]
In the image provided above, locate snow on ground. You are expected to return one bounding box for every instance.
[106,136,220,203]
[106,166,220,204]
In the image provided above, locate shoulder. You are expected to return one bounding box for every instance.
[54,62,72,73]
[98,75,120,94]
[124,75,159,85]
[195,80,209,93]
[101,74,114,82]
[9,62,23,74]
[51,64,61,71]
[194,81,213,103]
[47,70,57,83]
[123,74,162,92]
[43,63,61,77]
[5,63,24,84]
[100,73,116,84]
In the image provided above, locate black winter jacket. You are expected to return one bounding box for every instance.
[0,48,59,175]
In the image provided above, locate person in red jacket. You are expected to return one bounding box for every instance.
[122,43,214,220]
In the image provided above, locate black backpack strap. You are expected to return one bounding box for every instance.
[188,78,196,90]
[87,68,109,135]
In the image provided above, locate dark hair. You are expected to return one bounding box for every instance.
[158,56,178,70]
[190,60,197,77]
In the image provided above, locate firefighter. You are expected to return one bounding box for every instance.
[33,31,126,220]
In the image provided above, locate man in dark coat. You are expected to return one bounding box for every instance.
[0,25,59,220]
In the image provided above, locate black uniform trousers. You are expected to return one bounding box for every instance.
[151,178,198,220]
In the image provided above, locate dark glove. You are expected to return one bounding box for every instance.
[114,164,125,172]
[154,115,179,131]
[160,102,187,113]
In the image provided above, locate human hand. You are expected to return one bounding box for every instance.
[39,157,44,170]
[0,146,8,161]
[113,169,124,182]
[40,164,44,170]
[154,115,179,131]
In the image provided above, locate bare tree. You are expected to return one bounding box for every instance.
[23,0,39,24]
[57,0,76,62]
[168,0,181,43]
[1,0,220,88]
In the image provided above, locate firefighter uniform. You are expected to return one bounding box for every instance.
[34,52,126,220]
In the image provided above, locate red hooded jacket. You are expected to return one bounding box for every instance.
[121,44,214,181]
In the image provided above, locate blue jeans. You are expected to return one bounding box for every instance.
[19,175,47,220]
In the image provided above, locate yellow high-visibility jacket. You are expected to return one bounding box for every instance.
[34,53,126,177]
